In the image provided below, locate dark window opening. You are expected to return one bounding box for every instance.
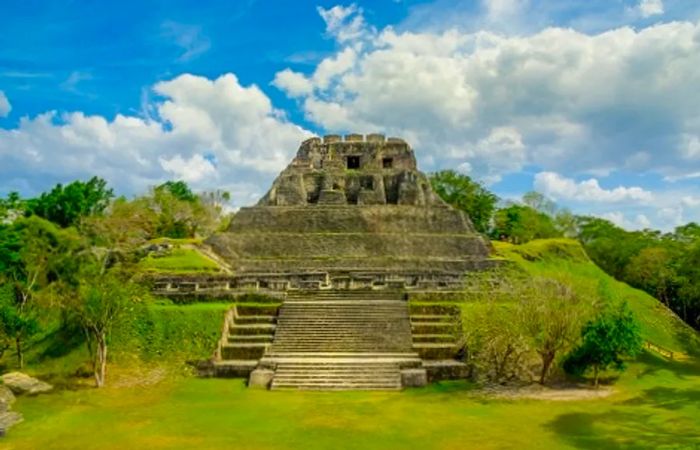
[382,157,393,169]
[346,190,358,204]
[360,176,374,190]
[332,183,341,190]
[346,155,360,169]
[307,191,319,204]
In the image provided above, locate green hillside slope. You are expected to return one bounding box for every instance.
[493,238,699,358]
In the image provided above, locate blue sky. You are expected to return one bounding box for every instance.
[1,0,700,230]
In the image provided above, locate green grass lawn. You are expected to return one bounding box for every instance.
[138,247,221,273]
[5,354,700,449]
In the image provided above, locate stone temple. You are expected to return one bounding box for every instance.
[157,134,496,390]
[205,133,493,291]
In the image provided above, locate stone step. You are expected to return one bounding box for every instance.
[410,314,454,322]
[413,343,460,360]
[270,359,403,391]
[220,343,270,360]
[271,383,402,391]
[229,324,277,335]
[228,334,274,343]
[234,315,277,324]
[412,334,456,343]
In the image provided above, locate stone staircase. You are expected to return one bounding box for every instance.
[212,305,279,377]
[409,304,469,381]
[253,290,423,390]
[270,359,403,390]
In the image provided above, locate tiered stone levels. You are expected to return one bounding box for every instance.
[204,134,495,292]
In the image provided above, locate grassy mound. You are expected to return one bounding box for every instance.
[138,247,221,273]
[492,239,699,357]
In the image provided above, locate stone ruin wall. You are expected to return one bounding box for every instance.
[258,134,446,208]
[153,133,498,294]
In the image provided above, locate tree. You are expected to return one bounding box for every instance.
[429,170,498,234]
[155,181,197,202]
[522,191,557,216]
[492,204,561,243]
[519,278,589,384]
[0,216,83,366]
[68,269,144,387]
[675,242,700,328]
[26,177,114,227]
[624,247,676,307]
[564,303,643,387]
[0,192,25,223]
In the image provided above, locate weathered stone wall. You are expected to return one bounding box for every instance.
[200,134,496,292]
[257,134,444,207]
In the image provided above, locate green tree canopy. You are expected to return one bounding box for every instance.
[429,170,498,234]
[26,176,114,228]
[564,302,643,387]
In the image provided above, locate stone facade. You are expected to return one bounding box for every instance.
[203,134,494,292]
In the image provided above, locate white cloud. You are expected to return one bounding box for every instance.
[681,134,700,160]
[317,4,371,43]
[483,0,529,19]
[598,212,652,230]
[159,154,217,183]
[658,206,684,226]
[275,16,700,183]
[533,172,653,203]
[637,0,664,18]
[272,69,313,97]
[0,91,10,117]
[0,73,311,204]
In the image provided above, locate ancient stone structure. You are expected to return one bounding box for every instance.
[204,134,494,292]
[182,134,496,390]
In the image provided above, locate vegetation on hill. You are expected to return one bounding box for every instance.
[431,170,700,331]
[0,178,232,386]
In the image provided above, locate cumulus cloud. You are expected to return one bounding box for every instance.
[317,4,371,43]
[159,154,217,183]
[0,91,10,117]
[0,73,311,204]
[274,13,700,184]
[272,69,314,97]
[533,172,653,203]
[599,211,653,230]
[637,0,664,18]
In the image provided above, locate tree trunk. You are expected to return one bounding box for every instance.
[593,365,600,389]
[539,351,555,385]
[94,332,108,388]
[15,335,23,369]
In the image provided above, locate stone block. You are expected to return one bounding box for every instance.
[248,369,274,389]
[318,189,347,205]
[344,133,363,142]
[323,134,342,143]
[401,368,428,387]
[366,133,385,142]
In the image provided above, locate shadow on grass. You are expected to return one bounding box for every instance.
[36,322,86,360]
[674,324,700,358]
[635,351,700,380]
[547,409,700,449]
[622,386,700,411]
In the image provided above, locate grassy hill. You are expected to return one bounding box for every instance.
[492,239,699,358]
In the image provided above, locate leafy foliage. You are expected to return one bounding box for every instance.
[429,170,498,234]
[26,177,114,227]
[492,204,561,243]
[564,302,643,386]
